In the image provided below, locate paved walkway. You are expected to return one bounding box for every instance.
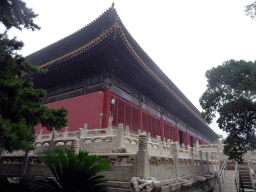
[213,170,237,192]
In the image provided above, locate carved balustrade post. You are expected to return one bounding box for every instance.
[216,155,220,171]
[205,152,210,173]
[188,146,195,175]
[148,132,151,142]
[50,131,57,149]
[37,129,43,143]
[64,126,69,139]
[209,153,214,172]
[78,128,83,140]
[182,143,186,157]
[71,138,79,154]
[187,145,190,153]
[114,124,125,150]
[107,118,113,135]
[137,133,149,178]
[126,125,129,137]
[217,146,220,155]
[157,135,162,154]
[170,141,179,178]
[196,140,200,151]
[84,123,88,137]
[167,139,171,149]
[78,128,83,146]
[199,150,204,174]
[163,137,167,151]
[212,153,216,172]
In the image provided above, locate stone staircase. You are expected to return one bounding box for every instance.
[217,170,237,192]
[239,163,254,191]
[213,161,255,192]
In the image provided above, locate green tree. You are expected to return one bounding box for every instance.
[199,59,256,163]
[0,0,68,153]
[29,148,112,192]
[245,1,256,20]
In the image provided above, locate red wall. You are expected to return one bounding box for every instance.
[35,90,209,144]
[34,92,104,134]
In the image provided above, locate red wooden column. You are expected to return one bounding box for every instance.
[138,107,143,132]
[138,95,143,132]
[160,114,164,140]
[175,122,179,142]
[102,89,111,128]
[185,131,189,146]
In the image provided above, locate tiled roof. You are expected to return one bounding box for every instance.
[26,4,218,139]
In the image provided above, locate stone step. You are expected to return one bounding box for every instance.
[240,175,250,177]
[243,186,254,189]
[216,170,237,192]
[243,183,253,186]
[241,176,251,179]
[242,178,252,181]
[243,189,255,192]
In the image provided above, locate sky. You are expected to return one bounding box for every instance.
[4,0,256,139]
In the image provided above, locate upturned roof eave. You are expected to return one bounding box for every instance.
[25,4,219,140]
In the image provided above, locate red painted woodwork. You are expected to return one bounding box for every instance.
[163,122,175,141]
[186,133,196,147]
[110,93,162,138]
[160,118,164,140]
[173,126,179,142]
[34,92,104,134]
[138,107,142,131]
[102,89,111,129]
[110,94,139,133]
[184,131,188,146]
[35,89,210,144]
[141,110,161,139]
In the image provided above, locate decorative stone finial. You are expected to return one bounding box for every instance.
[170,142,179,156]
[111,2,115,9]
[139,133,148,151]
[71,138,79,154]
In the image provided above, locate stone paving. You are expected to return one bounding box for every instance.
[213,170,237,192]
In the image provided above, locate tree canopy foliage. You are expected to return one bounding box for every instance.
[200,60,256,162]
[0,0,68,152]
[245,1,256,21]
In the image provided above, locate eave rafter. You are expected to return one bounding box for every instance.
[26,4,218,139]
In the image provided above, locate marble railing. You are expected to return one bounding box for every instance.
[1,120,223,161]
[0,121,221,191]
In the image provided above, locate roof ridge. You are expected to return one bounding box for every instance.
[37,24,115,69]
[114,8,204,122]
[115,24,212,130]
[113,8,159,71]
[26,4,114,58]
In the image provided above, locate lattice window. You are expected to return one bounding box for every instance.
[142,112,161,139]
[110,96,139,132]
[163,123,174,141]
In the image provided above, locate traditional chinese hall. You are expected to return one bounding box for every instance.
[26,4,219,146]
